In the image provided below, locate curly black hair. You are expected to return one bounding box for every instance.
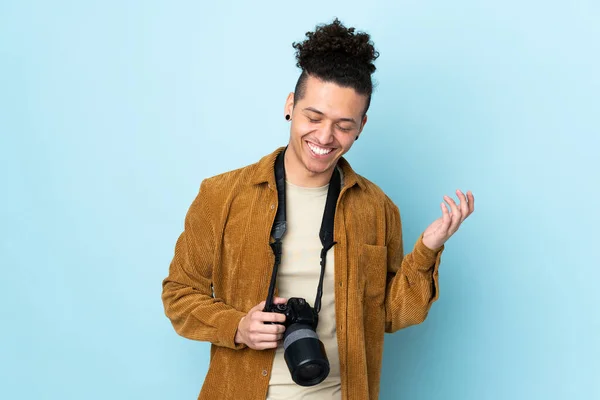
[292,18,379,115]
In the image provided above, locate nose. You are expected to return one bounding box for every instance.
[313,122,335,145]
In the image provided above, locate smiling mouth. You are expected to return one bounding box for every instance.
[306,141,334,156]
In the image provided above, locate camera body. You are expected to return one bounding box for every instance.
[265,297,319,329]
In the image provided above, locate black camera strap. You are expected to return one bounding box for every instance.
[264,148,341,314]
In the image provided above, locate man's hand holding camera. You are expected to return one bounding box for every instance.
[235,297,288,350]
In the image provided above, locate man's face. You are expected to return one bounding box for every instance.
[285,75,368,184]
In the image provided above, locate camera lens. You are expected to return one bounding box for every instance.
[296,363,325,382]
[282,323,329,386]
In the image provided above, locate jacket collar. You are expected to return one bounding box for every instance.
[249,146,365,191]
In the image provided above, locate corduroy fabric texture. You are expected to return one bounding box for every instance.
[162,147,444,400]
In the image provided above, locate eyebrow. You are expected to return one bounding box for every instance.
[303,107,357,124]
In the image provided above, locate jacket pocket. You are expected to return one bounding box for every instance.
[359,244,388,299]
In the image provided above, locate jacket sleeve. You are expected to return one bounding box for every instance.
[161,180,247,349]
[383,197,444,333]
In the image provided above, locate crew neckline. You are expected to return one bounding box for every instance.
[285,180,329,192]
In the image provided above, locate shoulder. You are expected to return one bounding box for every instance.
[200,161,258,193]
[338,157,396,211]
[348,173,402,233]
[353,174,397,209]
[200,147,280,193]
[186,160,262,221]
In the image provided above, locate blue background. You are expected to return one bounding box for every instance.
[1,1,598,399]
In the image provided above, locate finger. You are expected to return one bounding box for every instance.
[254,341,279,350]
[254,323,286,335]
[273,297,288,304]
[441,202,451,230]
[444,196,462,233]
[255,311,286,324]
[467,191,475,214]
[254,333,284,343]
[250,301,266,313]
[253,322,286,334]
[444,195,461,220]
[455,190,469,222]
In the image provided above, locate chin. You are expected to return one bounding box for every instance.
[302,158,335,176]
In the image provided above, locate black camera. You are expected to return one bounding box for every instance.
[265,297,330,386]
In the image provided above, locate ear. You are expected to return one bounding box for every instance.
[358,114,368,135]
[284,92,295,119]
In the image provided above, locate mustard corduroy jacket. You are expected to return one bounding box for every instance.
[162,147,444,399]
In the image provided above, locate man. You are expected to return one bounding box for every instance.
[162,18,474,400]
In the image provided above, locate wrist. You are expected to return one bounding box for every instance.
[421,234,444,252]
[234,316,245,345]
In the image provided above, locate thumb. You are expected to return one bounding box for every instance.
[250,301,266,313]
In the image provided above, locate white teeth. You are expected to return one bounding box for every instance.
[307,142,333,156]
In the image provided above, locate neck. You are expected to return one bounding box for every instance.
[284,149,335,188]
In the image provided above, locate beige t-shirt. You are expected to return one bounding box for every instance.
[266,180,341,400]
